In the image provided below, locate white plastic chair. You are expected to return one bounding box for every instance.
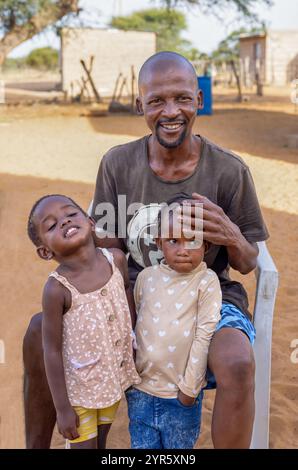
[250,241,278,449]
[88,202,278,448]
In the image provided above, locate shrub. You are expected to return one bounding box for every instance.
[25,47,58,70]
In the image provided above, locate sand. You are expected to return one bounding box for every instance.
[0,88,297,448]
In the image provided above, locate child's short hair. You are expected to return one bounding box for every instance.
[157,192,192,238]
[27,194,87,247]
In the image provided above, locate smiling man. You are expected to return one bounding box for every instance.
[91,52,269,449]
[23,52,269,449]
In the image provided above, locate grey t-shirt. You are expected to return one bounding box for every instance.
[91,135,269,319]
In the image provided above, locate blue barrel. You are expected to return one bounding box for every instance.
[197,76,212,115]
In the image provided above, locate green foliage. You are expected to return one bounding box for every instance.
[0,1,49,32]
[25,46,58,69]
[111,7,205,59]
[2,55,26,69]
[111,8,189,53]
[160,0,273,20]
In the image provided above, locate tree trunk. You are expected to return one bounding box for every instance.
[230,59,243,103]
[0,1,79,66]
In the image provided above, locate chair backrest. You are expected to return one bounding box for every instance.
[251,241,278,449]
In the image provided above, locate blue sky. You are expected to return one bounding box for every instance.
[9,0,298,58]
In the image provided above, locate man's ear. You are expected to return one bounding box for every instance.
[37,245,54,261]
[197,89,204,110]
[136,96,144,116]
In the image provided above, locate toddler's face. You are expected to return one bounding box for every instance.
[33,196,93,260]
[156,218,205,274]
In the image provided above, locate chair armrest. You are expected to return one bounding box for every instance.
[251,241,279,448]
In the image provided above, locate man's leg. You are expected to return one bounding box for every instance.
[23,313,56,448]
[208,327,255,448]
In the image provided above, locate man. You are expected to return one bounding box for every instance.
[23,51,268,448]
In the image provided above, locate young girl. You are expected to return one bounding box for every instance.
[27,194,140,449]
[126,194,222,449]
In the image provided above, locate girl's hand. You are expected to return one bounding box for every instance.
[57,406,80,441]
[177,390,196,407]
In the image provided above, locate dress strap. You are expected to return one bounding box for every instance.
[98,247,115,271]
[48,271,78,295]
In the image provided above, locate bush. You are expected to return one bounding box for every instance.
[25,47,59,70]
[2,57,27,70]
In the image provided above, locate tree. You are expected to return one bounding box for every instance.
[0,1,79,66]
[160,0,272,20]
[26,46,58,69]
[111,8,198,56]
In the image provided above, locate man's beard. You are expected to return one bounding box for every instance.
[156,125,187,149]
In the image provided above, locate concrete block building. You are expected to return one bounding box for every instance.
[60,28,156,99]
[239,30,298,86]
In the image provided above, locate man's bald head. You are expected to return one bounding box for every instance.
[138,51,198,93]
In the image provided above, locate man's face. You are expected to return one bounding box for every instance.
[137,64,202,149]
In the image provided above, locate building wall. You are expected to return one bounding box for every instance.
[239,36,266,87]
[61,28,156,99]
[266,30,298,85]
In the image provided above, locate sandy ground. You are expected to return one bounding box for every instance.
[0,88,297,449]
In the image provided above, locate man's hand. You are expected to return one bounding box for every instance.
[177,390,196,407]
[57,406,80,441]
[176,193,258,275]
[178,193,240,247]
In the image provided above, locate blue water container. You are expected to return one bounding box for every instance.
[197,76,212,115]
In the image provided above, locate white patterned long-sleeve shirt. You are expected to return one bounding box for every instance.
[134,260,221,398]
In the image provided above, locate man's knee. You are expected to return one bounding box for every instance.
[217,354,255,391]
[209,329,255,392]
[25,312,42,338]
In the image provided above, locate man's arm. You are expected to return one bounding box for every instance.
[185,193,259,274]
[110,248,136,329]
[42,280,79,441]
[91,153,127,253]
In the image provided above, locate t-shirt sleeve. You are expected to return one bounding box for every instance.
[226,166,269,242]
[91,153,119,237]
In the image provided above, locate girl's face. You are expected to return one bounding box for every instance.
[34,196,94,260]
[156,219,205,274]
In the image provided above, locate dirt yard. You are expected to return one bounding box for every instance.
[0,86,297,449]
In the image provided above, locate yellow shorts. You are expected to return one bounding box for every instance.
[69,400,120,443]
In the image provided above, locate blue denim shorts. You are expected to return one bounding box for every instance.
[126,388,203,449]
[204,302,256,390]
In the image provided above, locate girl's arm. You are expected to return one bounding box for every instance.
[42,279,80,441]
[177,274,222,404]
[110,248,137,329]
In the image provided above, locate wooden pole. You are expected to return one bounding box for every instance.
[131,65,136,113]
[80,57,101,103]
